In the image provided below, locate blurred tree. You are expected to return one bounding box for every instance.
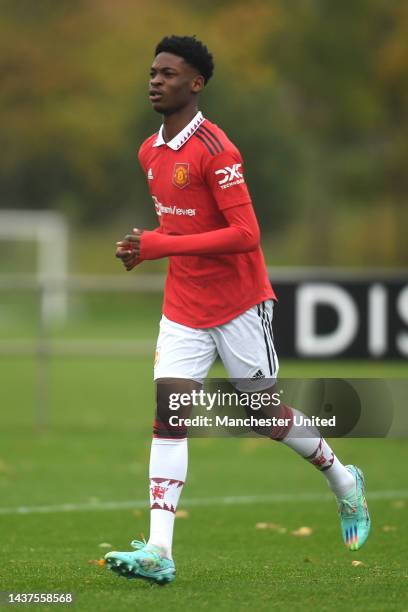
[0,0,406,264]
[375,1,408,262]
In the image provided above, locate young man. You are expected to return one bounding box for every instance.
[105,35,370,584]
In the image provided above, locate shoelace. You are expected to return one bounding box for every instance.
[338,498,357,516]
[130,538,147,550]
[130,539,162,561]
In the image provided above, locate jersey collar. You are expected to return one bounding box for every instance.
[152,111,204,150]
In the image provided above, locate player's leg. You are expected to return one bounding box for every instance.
[213,300,370,550]
[105,315,217,582]
[276,411,370,550]
[276,407,370,547]
[148,377,200,559]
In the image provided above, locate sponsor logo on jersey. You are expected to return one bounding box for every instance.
[152,195,196,217]
[215,163,244,189]
[172,162,190,189]
[147,168,154,180]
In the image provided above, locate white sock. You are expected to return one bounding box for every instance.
[281,408,355,498]
[148,437,187,560]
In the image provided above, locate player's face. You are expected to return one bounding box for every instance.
[149,52,203,115]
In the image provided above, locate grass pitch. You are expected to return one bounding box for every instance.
[0,356,407,611]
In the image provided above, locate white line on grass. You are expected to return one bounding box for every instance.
[0,489,407,516]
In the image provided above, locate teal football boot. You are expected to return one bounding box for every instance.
[337,465,371,551]
[105,539,175,584]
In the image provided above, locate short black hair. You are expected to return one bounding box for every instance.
[155,35,214,84]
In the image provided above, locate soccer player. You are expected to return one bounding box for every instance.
[105,35,370,584]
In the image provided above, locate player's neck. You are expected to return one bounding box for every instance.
[162,105,199,142]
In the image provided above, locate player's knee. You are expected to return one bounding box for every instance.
[153,378,200,439]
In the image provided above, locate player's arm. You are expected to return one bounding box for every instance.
[117,146,259,266]
[119,203,260,262]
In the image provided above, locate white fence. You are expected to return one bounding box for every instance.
[0,273,165,357]
[0,210,69,323]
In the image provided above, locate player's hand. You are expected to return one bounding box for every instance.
[115,228,143,271]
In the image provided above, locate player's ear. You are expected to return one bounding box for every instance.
[191,74,205,94]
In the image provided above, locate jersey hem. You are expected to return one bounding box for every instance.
[163,292,276,329]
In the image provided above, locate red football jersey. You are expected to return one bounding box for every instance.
[138,111,275,328]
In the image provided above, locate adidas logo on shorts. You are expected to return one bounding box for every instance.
[251,369,265,380]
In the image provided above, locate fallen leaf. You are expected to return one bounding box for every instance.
[255,522,286,533]
[391,500,406,509]
[382,525,397,532]
[176,510,189,518]
[351,560,365,567]
[291,526,313,537]
[132,510,142,517]
[98,542,112,548]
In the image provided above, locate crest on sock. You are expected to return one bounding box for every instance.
[150,477,184,513]
[306,438,334,472]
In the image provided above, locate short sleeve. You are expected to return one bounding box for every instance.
[203,149,252,210]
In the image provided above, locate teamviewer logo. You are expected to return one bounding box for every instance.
[214,164,244,189]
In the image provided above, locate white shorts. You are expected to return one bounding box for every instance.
[154,300,279,391]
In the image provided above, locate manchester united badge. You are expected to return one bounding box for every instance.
[172,163,190,189]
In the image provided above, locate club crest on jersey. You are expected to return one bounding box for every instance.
[172,163,190,189]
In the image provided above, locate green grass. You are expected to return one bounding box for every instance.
[2,495,407,611]
[0,292,164,340]
[0,355,407,611]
